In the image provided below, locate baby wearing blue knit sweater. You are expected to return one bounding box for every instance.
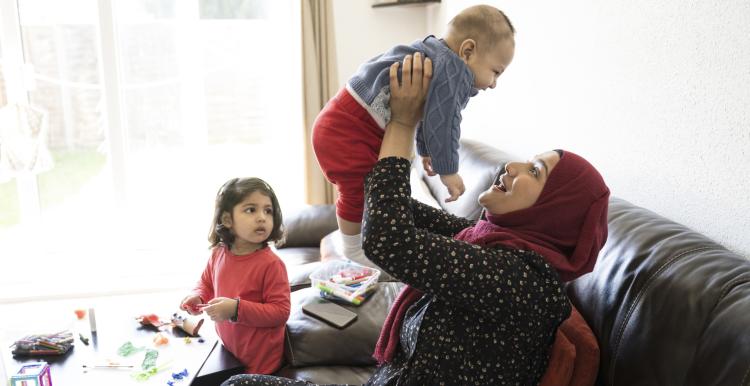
[312,5,516,268]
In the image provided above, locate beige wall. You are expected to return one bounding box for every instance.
[331,0,429,87]
[332,0,750,258]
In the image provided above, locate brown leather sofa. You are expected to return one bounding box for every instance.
[271,139,750,385]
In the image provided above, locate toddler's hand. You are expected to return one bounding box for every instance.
[440,173,465,203]
[180,295,203,316]
[202,297,239,322]
[421,156,437,176]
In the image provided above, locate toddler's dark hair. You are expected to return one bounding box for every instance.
[208,177,284,248]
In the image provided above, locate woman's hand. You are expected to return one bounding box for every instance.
[390,52,433,128]
[379,53,433,160]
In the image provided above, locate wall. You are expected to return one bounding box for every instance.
[331,0,750,258]
[331,0,429,87]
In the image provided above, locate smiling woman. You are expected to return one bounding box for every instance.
[479,150,561,215]
[0,0,304,301]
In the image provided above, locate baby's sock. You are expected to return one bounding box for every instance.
[341,232,367,264]
[340,232,394,281]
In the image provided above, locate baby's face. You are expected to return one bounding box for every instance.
[467,38,515,91]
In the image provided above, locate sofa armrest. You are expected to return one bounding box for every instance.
[277,204,337,249]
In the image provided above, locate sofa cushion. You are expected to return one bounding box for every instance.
[277,204,337,249]
[409,164,442,209]
[320,230,345,262]
[285,261,321,292]
[284,282,404,367]
[413,139,517,221]
[276,246,322,267]
[276,365,375,384]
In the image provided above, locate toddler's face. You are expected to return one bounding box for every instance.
[224,191,274,251]
[467,38,515,91]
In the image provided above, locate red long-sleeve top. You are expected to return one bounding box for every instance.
[192,245,290,374]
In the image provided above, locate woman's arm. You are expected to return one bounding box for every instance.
[364,55,568,319]
[410,199,474,236]
[363,157,567,319]
[384,53,473,236]
[380,54,466,237]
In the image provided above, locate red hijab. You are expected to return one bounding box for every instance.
[374,150,610,364]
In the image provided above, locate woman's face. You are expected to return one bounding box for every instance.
[478,151,561,215]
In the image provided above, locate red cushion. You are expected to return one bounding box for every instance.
[539,306,599,386]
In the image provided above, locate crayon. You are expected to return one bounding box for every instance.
[317,283,362,305]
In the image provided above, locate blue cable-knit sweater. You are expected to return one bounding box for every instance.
[347,35,476,175]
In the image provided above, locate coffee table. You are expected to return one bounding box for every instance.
[1,293,244,385]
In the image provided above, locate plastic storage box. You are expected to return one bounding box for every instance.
[309,260,381,306]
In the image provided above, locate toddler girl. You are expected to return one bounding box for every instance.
[180,177,290,374]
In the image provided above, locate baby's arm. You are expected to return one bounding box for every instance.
[423,157,465,201]
[421,156,437,176]
[439,172,465,202]
[417,62,467,201]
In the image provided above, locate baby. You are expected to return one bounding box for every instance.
[312,4,516,267]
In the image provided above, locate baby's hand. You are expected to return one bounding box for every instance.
[202,297,239,322]
[440,173,465,203]
[179,295,203,316]
[421,156,437,176]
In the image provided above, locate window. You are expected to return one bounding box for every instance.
[0,0,303,301]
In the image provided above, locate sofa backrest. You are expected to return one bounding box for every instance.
[411,138,518,221]
[568,197,750,386]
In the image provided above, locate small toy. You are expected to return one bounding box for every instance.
[131,361,172,382]
[117,341,145,357]
[141,349,158,370]
[136,314,170,328]
[10,361,52,386]
[167,369,189,386]
[136,312,204,336]
[74,309,86,320]
[171,312,204,336]
[152,333,169,346]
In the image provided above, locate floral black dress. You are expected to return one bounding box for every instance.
[361,157,570,385]
[222,157,570,386]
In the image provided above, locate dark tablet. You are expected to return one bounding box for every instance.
[302,299,358,329]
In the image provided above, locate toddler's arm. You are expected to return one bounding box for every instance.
[440,173,465,202]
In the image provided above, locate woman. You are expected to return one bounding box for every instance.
[223,53,609,385]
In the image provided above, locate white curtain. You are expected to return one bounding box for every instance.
[301,0,338,205]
